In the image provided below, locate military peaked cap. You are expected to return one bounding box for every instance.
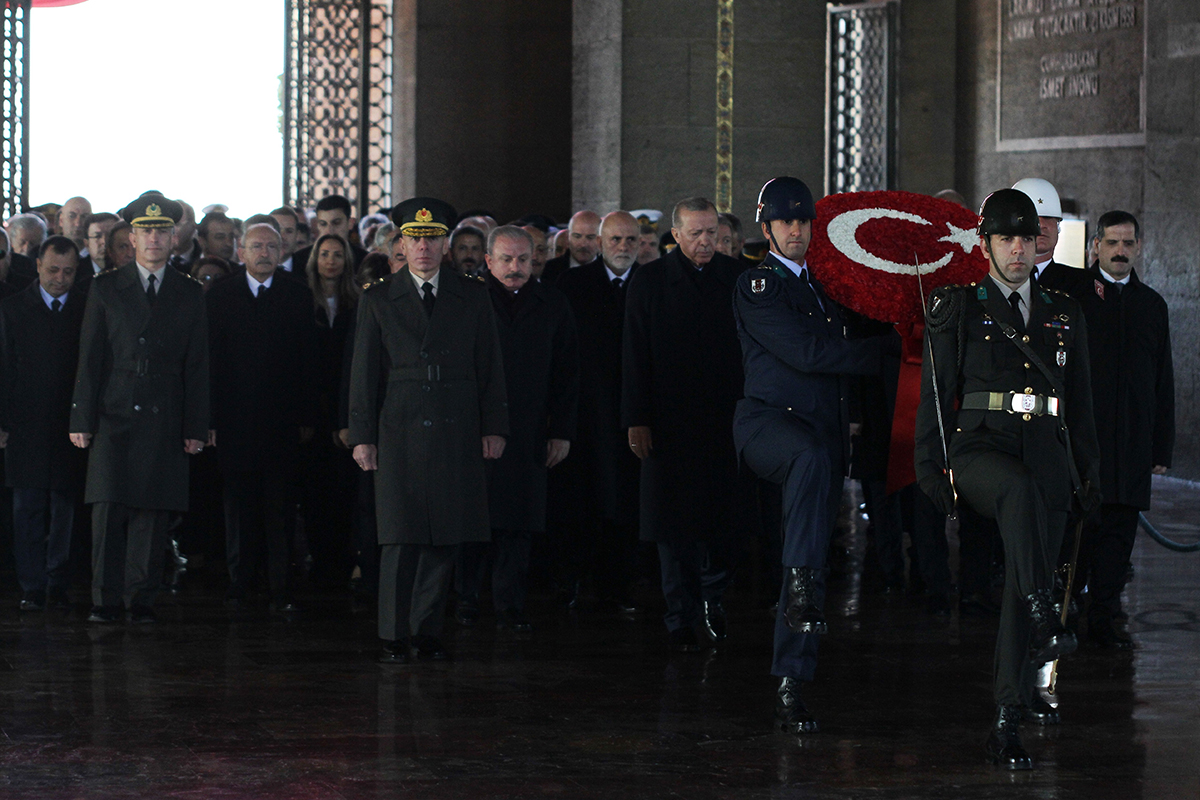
[391,197,456,238]
[120,192,183,228]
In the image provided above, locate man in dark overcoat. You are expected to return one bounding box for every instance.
[1067,211,1174,649]
[457,226,578,631]
[622,197,744,652]
[0,236,86,611]
[555,211,641,612]
[69,192,209,624]
[207,222,317,611]
[733,178,889,733]
[349,197,508,664]
[916,189,1100,769]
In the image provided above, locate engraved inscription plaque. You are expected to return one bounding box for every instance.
[997,0,1145,151]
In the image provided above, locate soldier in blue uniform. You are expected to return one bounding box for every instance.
[915,189,1100,769]
[732,177,888,733]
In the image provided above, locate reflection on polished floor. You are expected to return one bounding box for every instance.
[1,477,1197,799]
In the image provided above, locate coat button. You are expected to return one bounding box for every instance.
[137,337,146,345]
[1025,387,1033,394]
[133,405,141,412]
[422,384,431,392]
[984,335,991,341]
[1022,413,1032,421]
[423,420,432,427]
[1022,335,1030,343]
[1024,362,1031,369]
[152,406,159,414]
[420,351,428,359]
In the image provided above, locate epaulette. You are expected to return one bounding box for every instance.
[183,273,202,286]
[754,262,791,281]
[95,266,120,278]
[467,273,485,282]
[362,278,385,292]
[1043,286,1071,298]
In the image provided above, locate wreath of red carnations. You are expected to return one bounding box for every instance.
[807,191,990,326]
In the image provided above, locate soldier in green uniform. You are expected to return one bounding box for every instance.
[915,189,1100,770]
[70,192,209,624]
[349,197,508,665]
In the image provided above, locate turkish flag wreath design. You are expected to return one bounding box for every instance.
[807,191,990,493]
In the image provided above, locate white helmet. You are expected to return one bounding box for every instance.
[1011,178,1062,219]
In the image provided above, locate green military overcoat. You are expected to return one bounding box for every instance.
[348,268,508,545]
[70,264,210,511]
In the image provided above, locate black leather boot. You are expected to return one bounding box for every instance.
[1022,690,1060,725]
[784,567,827,634]
[985,704,1033,769]
[775,677,819,734]
[1026,590,1077,665]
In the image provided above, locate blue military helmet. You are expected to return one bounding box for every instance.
[755,177,816,223]
[977,188,1040,238]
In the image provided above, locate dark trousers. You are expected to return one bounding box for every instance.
[91,502,172,608]
[457,530,533,613]
[223,469,291,602]
[739,410,840,680]
[955,452,1067,706]
[354,471,380,596]
[1079,503,1141,622]
[12,488,75,594]
[378,543,456,641]
[862,479,905,588]
[593,519,637,602]
[657,538,732,633]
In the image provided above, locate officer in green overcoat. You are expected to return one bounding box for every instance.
[349,197,508,664]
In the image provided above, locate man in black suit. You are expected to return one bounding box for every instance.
[541,210,600,285]
[292,195,368,274]
[70,192,210,624]
[167,201,202,274]
[197,212,238,264]
[76,213,121,295]
[207,223,317,611]
[457,226,578,631]
[622,197,745,651]
[554,211,642,612]
[0,236,86,611]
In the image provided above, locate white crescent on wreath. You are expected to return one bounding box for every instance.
[825,208,980,276]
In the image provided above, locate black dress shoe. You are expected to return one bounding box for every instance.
[595,598,641,616]
[702,600,727,641]
[669,627,702,653]
[412,635,450,661]
[18,592,44,612]
[87,605,121,623]
[130,605,157,624]
[455,600,480,626]
[46,589,71,611]
[1088,616,1135,651]
[377,640,411,664]
[775,677,819,734]
[985,705,1033,769]
[1026,590,1077,664]
[784,567,827,634]
[270,600,304,614]
[496,608,532,633]
[1022,691,1060,725]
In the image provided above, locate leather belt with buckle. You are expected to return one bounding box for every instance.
[961,391,1059,417]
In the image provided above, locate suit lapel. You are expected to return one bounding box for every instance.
[425,270,463,348]
[388,268,430,344]
[115,264,153,334]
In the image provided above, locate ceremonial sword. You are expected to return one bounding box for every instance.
[914,255,957,519]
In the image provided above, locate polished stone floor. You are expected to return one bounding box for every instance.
[1,478,1197,799]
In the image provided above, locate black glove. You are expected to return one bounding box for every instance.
[919,473,956,517]
[1076,481,1102,515]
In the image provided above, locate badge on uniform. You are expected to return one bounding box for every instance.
[1094,279,1105,300]
[1057,350,1067,367]
[751,277,767,294]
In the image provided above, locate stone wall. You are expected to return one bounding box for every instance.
[394,0,572,222]
[956,0,1199,478]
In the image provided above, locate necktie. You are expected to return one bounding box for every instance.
[800,270,824,313]
[422,282,436,315]
[50,298,61,313]
[146,273,157,304]
[1112,282,1123,298]
[612,277,624,293]
[1008,292,1025,332]
[257,284,266,299]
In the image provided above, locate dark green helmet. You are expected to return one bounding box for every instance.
[977,188,1040,237]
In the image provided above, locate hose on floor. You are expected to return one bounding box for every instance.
[1140,513,1200,553]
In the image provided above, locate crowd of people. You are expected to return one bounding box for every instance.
[0,176,1173,767]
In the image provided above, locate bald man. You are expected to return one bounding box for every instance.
[58,197,92,252]
[553,211,643,611]
[541,210,601,285]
